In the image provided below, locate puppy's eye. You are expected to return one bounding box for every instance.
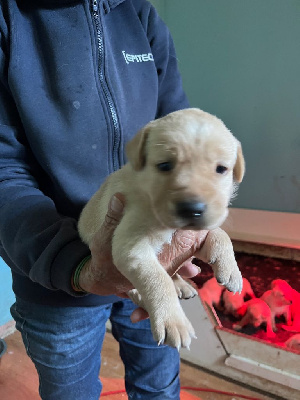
[216,165,228,174]
[156,161,174,172]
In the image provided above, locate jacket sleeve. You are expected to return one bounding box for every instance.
[0,14,90,296]
[145,3,190,118]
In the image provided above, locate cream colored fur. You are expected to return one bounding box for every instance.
[78,108,245,350]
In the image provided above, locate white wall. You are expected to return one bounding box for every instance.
[157,0,300,214]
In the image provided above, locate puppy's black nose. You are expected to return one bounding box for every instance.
[176,201,206,221]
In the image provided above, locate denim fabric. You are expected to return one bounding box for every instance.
[11,298,180,400]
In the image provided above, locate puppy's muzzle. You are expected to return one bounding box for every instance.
[176,200,206,227]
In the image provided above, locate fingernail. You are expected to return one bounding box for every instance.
[110,195,124,214]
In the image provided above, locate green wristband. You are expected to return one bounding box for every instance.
[72,255,91,293]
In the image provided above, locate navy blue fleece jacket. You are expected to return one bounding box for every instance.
[0,0,189,306]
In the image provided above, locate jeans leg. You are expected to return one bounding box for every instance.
[110,299,180,400]
[11,298,112,400]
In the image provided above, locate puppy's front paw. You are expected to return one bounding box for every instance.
[224,268,243,294]
[173,274,198,299]
[151,304,196,351]
[202,228,243,294]
[212,264,243,294]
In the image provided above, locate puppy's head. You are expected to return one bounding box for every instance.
[126,108,245,230]
[271,279,294,302]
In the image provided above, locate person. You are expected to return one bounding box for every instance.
[0,1,204,399]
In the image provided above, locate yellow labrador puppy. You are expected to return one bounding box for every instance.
[78,108,245,350]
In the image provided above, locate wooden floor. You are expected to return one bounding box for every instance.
[0,330,276,400]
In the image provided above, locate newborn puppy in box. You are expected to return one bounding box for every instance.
[233,298,276,338]
[260,289,292,327]
[78,108,245,350]
[271,279,300,332]
[223,277,256,317]
[285,334,300,352]
[198,277,225,311]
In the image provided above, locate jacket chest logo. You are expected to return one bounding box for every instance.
[122,50,154,65]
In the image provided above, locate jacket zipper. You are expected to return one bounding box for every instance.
[92,0,121,171]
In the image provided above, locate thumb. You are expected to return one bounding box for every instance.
[91,193,125,248]
[104,193,125,227]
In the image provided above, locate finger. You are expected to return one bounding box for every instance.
[178,260,201,278]
[130,307,149,323]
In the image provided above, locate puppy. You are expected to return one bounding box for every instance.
[285,334,300,352]
[271,279,295,302]
[271,279,300,332]
[260,289,291,328]
[78,108,245,350]
[233,299,276,338]
[198,277,225,310]
[223,278,256,317]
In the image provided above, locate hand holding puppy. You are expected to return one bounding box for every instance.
[77,194,131,296]
[77,194,202,298]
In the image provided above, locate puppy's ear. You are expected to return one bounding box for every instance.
[126,125,151,170]
[233,141,245,183]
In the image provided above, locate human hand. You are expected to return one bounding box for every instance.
[130,229,207,322]
[78,193,134,296]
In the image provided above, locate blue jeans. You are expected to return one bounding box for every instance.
[11,298,180,400]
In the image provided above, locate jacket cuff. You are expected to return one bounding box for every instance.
[51,239,91,297]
